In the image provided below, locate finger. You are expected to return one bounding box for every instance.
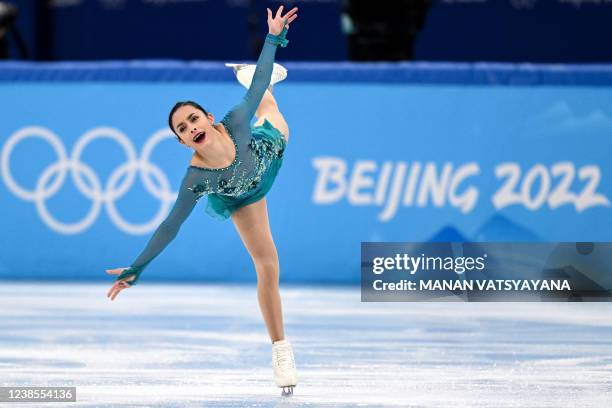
[110,284,125,301]
[267,8,272,21]
[107,282,119,297]
[110,287,120,301]
[286,14,297,25]
[108,282,117,293]
[107,285,118,299]
[283,6,298,19]
[276,5,284,19]
[107,280,127,299]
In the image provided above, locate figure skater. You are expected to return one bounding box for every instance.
[105,5,299,396]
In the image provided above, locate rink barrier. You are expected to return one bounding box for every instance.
[1,61,612,85]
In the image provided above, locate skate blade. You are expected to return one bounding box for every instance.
[224,63,247,75]
[280,385,294,396]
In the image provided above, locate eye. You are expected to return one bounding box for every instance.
[190,115,199,122]
[178,126,185,133]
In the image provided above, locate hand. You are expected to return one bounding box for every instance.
[267,5,298,36]
[106,267,136,301]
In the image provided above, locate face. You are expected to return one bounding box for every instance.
[171,105,215,149]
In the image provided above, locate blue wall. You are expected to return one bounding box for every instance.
[0,62,611,283]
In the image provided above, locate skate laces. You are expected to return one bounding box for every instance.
[274,343,296,373]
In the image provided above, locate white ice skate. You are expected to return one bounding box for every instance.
[271,339,297,396]
[225,62,287,91]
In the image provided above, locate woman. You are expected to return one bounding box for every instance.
[105,5,299,396]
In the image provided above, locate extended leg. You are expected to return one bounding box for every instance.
[231,198,298,394]
[227,62,290,142]
[255,89,290,143]
[231,197,285,342]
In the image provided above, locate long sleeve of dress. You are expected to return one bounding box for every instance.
[223,30,288,130]
[116,170,201,285]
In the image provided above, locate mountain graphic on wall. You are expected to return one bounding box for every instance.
[426,226,469,242]
[472,213,541,242]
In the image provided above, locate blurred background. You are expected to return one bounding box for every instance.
[2,0,612,62]
[1,0,611,284]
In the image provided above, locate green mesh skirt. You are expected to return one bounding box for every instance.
[205,119,287,220]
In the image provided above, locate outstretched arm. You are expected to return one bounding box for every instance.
[225,6,298,125]
[106,170,200,300]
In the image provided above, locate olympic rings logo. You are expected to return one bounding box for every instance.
[1,126,178,235]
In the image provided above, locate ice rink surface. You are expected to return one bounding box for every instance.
[0,282,610,407]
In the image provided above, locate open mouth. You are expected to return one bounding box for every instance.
[193,131,206,144]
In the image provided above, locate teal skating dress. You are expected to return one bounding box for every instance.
[116,30,289,285]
